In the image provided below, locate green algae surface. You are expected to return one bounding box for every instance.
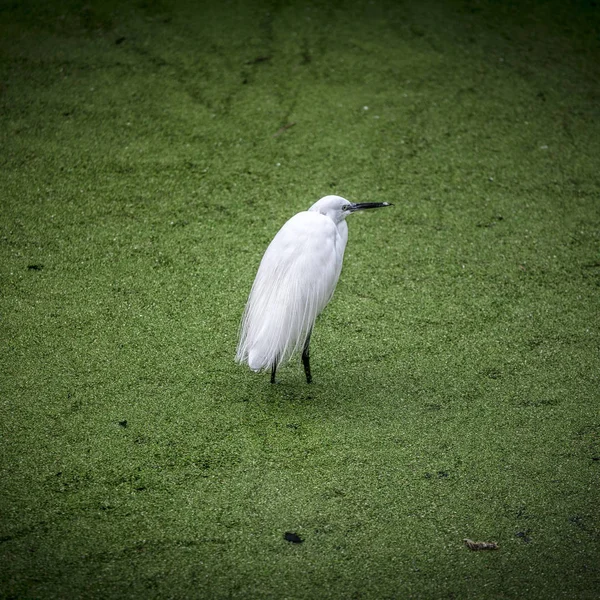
[1,1,599,598]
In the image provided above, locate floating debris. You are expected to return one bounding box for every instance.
[247,56,271,64]
[273,122,296,137]
[464,539,498,551]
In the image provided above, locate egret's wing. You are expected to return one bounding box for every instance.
[236,211,345,371]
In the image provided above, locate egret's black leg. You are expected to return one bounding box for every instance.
[302,332,313,384]
[270,362,277,384]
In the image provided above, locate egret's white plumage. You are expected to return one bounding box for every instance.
[236,195,391,382]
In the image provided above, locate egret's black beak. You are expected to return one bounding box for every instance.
[350,202,393,212]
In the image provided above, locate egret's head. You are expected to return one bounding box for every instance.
[308,195,392,224]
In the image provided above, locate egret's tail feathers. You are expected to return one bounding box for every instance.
[236,256,330,373]
[247,348,270,372]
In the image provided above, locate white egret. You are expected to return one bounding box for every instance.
[236,195,392,383]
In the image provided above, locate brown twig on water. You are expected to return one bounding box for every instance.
[464,539,499,551]
[273,122,296,137]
